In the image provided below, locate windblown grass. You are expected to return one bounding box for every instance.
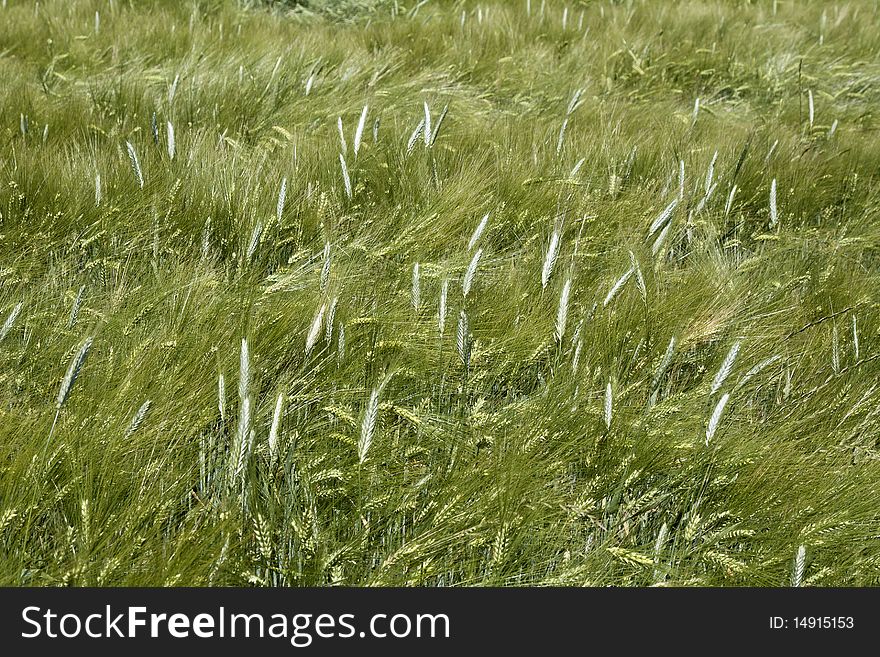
[1,0,879,586]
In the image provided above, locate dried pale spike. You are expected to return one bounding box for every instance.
[126,141,144,189]
[304,73,314,95]
[268,393,284,463]
[353,104,368,156]
[678,159,685,201]
[276,177,287,225]
[807,89,814,128]
[541,230,560,289]
[430,105,448,146]
[710,340,740,394]
[325,296,338,343]
[218,373,226,422]
[372,117,380,143]
[705,393,729,445]
[320,242,331,290]
[95,10,99,33]
[168,73,180,105]
[462,248,483,298]
[648,198,678,237]
[339,153,352,199]
[358,386,381,463]
[571,336,583,373]
[653,522,669,580]
[705,150,717,193]
[852,315,859,361]
[792,545,806,587]
[305,303,326,355]
[828,119,838,137]
[124,400,152,440]
[566,88,583,116]
[94,173,102,207]
[438,278,449,336]
[337,116,347,154]
[423,101,432,147]
[166,121,175,160]
[407,118,425,154]
[202,217,212,260]
[238,339,250,405]
[691,97,700,125]
[411,263,421,310]
[457,309,469,366]
[604,381,613,429]
[468,213,489,251]
[0,302,23,342]
[246,221,262,262]
[652,220,671,257]
[832,324,840,373]
[765,139,779,164]
[603,268,633,307]
[769,178,778,229]
[555,278,572,343]
[724,184,737,216]
[569,157,585,177]
[734,354,782,391]
[57,337,93,409]
[556,116,569,156]
[337,324,346,360]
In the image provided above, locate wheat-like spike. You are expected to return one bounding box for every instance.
[0,302,23,342]
[304,73,314,95]
[831,323,840,373]
[629,251,646,303]
[339,153,352,199]
[734,354,781,391]
[276,177,287,225]
[706,392,730,444]
[678,159,685,201]
[691,97,700,125]
[411,262,421,310]
[325,296,338,343]
[268,392,284,463]
[852,315,859,361]
[124,400,152,439]
[556,116,569,156]
[648,197,678,237]
[462,248,483,298]
[306,303,326,355]
[430,104,448,146]
[457,309,469,365]
[218,372,226,422]
[320,242,331,290]
[95,10,100,33]
[353,104,368,156]
[653,521,669,580]
[569,157,586,177]
[652,336,676,391]
[555,278,572,343]
[168,73,179,105]
[603,268,633,307]
[439,278,449,336]
[202,217,212,260]
[406,118,425,154]
[566,88,583,116]
[724,184,737,216]
[604,381,613,429]
[358,387,380,464]
[468,212,489,251]
[769,178,778,229]
[337,116,347,154]
[68,286,85,328]
[57,337,93,408]
[711,341,740,394]
[423,101,432,147]
[541,230,560,289]
[373,117,380,143]
[828,118,838,137]
[233,396,252,481]
[94,173,102,207]
[126,141,144,189]
[572,336,583,373]
[246,221,262,263]
[705,150,717,193]
[150,112,158,144]
[337,323,346,360]
[792,545,806,587]
[807,89,814,128]
[166,121,175,160]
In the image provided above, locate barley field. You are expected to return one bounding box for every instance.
[1,0,879,587]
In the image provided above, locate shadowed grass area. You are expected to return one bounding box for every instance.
[0,0,879,586]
